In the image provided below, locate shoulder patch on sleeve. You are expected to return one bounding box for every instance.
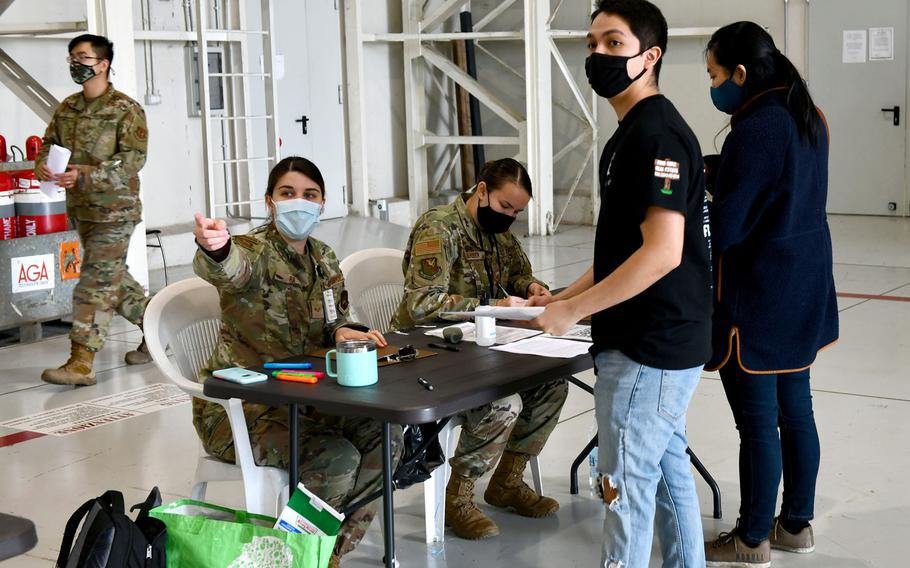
[417,256,443,280]
[654,158,681,195]
[414,238,443,257]
[654,159,681,181]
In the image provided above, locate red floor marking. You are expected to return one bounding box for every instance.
[838,292,910,303]
[0,431,46,448]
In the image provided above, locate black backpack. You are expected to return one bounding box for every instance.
[56,487,166,568]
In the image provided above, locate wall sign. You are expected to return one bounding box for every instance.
[869,27,895,61]
[843,30,867,64]
[11,254,55,293]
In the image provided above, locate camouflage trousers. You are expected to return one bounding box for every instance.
[451,379,569,479]
[71,220,148,351]
[196,401,403,558]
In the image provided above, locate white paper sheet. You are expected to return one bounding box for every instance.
[39,144,71,199]
[440,306,545,321]
[425,322,542,344]
[540,324,592,342]
[490,336,591,358]
[869,27,894,61]
[843,30,867,64]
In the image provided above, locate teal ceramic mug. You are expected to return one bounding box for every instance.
[326,340,378,387]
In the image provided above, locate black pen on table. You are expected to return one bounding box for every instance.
[417,377,434,391]
[428,342,459,352]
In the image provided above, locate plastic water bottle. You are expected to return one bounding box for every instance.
[588,421,601,497]
[475,299,496,347]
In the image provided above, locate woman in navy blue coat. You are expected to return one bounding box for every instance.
[703,22,839,565]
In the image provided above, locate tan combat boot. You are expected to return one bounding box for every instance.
[124,338,152,365]
[445,474,500,540]
[484,451,560,518]
[41,343,97,386]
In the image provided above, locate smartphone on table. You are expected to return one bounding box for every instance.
[212,367,268,384]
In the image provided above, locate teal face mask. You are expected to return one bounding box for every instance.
[710,78,745,115]
[274,198,321,241]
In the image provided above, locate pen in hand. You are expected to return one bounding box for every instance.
[417,377,434,391]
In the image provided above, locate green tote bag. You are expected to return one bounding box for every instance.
[150,500,335,568]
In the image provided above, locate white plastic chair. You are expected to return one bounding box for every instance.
[143,277,289,516]
[339,248,543,544]
[338,247,407,333]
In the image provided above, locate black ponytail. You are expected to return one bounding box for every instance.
[707,22,823,146]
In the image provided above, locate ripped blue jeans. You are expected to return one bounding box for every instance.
[594,350,705,568]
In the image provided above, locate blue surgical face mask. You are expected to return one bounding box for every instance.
[273,198,321,241]
[710,78,745,115]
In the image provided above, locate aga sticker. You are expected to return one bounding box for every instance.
[11,254,55,293]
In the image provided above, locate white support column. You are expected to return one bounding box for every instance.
[402,0,429,223]
[89,0,149,291]
[343,0,370,216]
[524,0,554,236]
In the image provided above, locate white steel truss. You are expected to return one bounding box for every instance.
[346,0,601,235]
[195,0,280,219]
[344,0,719,235]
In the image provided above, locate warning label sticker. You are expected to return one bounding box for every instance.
[0,384,190,437]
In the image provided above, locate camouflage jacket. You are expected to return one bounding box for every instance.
[193,225,361,430]
[36,83,148,222]
[391,193,546,329]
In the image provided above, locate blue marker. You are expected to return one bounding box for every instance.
[263,362,313,370]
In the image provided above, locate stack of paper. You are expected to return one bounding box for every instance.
[39,144,71,199]
[540,324,592,342]
[439,306,545,321]
[426,323,542,345]
[490,336,591,358]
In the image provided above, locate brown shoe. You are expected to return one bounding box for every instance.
[124,338,152,365]
[706,529,771,567]
[769,517,815,553]
[41,343,97,386]
[445,474,500,540]
[327,553,341,568]
[484,451,559,518]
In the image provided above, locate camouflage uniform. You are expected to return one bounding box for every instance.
[36,83,149,351]
[391,194,568,479]
[194,225,403,558]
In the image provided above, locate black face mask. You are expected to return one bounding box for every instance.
[585,51,647,99]
[477,193,516,234]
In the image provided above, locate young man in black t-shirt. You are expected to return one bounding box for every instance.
[532,1,712,566]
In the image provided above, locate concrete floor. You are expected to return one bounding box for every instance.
[1,214,908,567]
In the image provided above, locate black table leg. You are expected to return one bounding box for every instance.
[381,422,396,568]
[289,403,299,494]
[687,447,722,519]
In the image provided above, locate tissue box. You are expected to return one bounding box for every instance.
[274,483,345,537]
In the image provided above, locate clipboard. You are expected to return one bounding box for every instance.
[305,345,438,367]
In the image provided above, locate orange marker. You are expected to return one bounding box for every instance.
[275,373,319,384]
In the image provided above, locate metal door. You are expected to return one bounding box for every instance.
[809,0,908,215]
[275,0,347,219]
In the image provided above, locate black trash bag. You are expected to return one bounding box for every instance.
[392,423,446,490]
